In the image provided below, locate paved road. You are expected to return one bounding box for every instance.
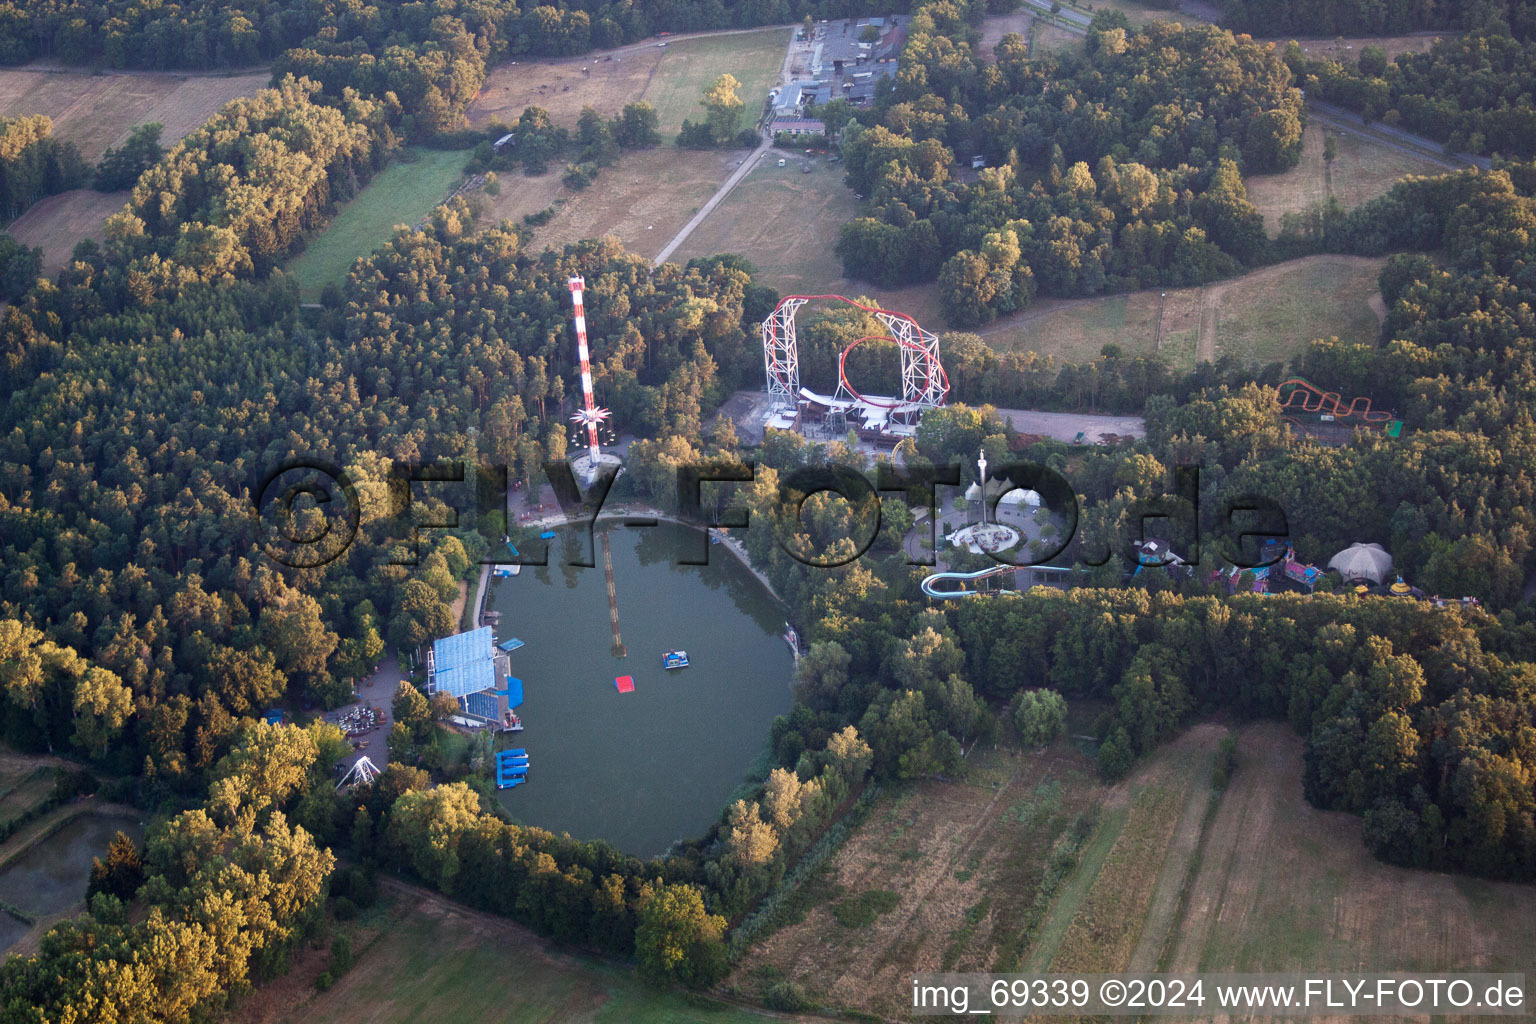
[1306,99,1489,171]
[653,26,799,266]
[1020,0,1091,29]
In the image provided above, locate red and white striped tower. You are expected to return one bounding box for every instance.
[567,275,611,469]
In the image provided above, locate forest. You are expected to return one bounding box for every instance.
[0,0,1535,1013]
[0,0,915,136]
[1218,0,1536,39]
[834,10,1300,326]
[0,115,88,221]
[1292,27,1536,157]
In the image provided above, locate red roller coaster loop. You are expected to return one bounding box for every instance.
[837,334,952,408]
[760,294,948,408]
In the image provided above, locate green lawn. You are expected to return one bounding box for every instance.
[286,148,469,300]
[642,30,788,132]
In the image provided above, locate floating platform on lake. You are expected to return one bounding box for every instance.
[492,564,521,577]
[499,638,525,652]
[662,650,690,670]
[615,674,635,693]
[540,530,557,539]
[495,749,530,789]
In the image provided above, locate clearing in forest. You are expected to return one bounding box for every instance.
[1246,122,1447,234]
[982,254,1386,372]
[285,148,470,300]
[469,29,789,134]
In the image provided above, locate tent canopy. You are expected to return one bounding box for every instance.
[1328,542,1392,584]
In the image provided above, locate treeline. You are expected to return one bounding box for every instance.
[1219,0,1536,40]
[1291,28,1536,157]
[354,724,874,984]
[0,721,337,1020]
[949,590,1536,879]
[0,114,88,221]
[837,6,1301,326]
[2,0,909,137]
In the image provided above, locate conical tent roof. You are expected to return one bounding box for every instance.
[1328,542,1392,584]
[999,488,1041,506]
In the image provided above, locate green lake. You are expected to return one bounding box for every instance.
[487,521,795,857]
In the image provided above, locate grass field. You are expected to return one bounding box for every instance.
[1031,21,1086,55]
[285,148,469,300]
[241,882,797,1024]
[1165,724,1536,983]
[523,147,741,261]
[1246,122,1446,234]
[730,742,1105,1017]
[671,156,945,326]
[470,29,789,134]
[734,717,1536,1021]
[982,254,1386,372]
[7,188,127,274]
[0,68,269,163]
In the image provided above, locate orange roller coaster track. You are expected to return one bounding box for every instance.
[1277,378,1393,424]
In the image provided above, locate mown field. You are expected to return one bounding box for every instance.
[732,719,1536,1022]
[982,254,1386,372]
[241,882,799,1024]
[7,188,127,275]
[0,68,269,163]
[672,156,946,327]
[1246,122,1447,234]
[470,28,788,134]
[285,148,470,300]
[521,147,742,262]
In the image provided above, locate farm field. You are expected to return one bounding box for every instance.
[1246,122,1446,233]
[671,157,945,326]
[247,882,798,1024]
[0,68,269,163]
[734,719,1536,1022]
[982,254,1386,372]
[470,28,789,134]
[1164,724,1536,984]
[730,739,1108,1018]
[285,148,470,300]
[7,188,127,275]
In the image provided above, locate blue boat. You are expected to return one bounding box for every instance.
[498,776,525,790]
[540,530,556,540]
[662,650,690,670]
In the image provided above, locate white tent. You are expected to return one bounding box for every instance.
[998,488,1042,507]
[1328,542,1392,584]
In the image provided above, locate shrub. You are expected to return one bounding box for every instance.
[765,980,810,1011]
